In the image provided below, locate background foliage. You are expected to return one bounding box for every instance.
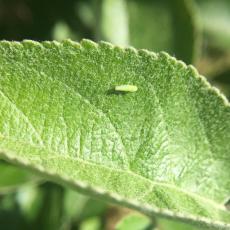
[0,0,229,229]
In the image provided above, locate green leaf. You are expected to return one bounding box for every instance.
[0,39,229,229]
[115,213,153,230]
[101,0,200,63]
[0,161,40,193]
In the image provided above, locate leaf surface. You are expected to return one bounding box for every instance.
[0,40,230,229]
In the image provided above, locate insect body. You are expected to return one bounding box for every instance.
[115,85,138,92]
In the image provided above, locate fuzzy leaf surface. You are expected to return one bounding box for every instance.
[0,40,229,229]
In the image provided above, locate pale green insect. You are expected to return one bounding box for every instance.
[115,85,138,92]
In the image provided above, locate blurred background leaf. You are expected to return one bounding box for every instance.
[100,0,200,64]
[0,161,40,193]
[194,0,230,101]
[114,213,154,230]
[195,0,230,51]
